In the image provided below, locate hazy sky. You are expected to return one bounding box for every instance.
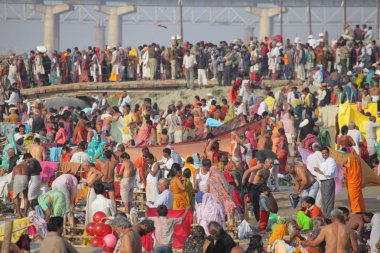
[0,5,377,54]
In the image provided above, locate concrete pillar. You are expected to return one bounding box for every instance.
[243,26,254,46]
[31,4,72,52]
[94,5,135,47]
[245,7,286,41]
[95,22,106,49]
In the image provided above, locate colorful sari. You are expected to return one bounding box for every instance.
[205,167,235,215]
[135,122,150,146]
[170,177,190,210]
[86,132,105,163]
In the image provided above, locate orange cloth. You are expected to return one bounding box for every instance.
[343,151,365,213]
[134,156,146,189]
[308,205,325,222]
[170,177,190,210]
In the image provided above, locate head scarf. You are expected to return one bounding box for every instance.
[318,129,331,147]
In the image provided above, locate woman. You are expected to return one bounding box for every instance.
[272,128,289,174]
[183,225,206,253]
[80,51,90,82]
[73,111,88,145]
[55,122,66,146]
[170,163,190,210]
[37,189,66,221]
[318,129,331,148]
[196,193,225,235]
[204,166,236,224]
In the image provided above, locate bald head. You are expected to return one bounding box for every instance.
[231,246,245,253]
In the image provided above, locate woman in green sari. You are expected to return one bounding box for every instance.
[318,129,331,147]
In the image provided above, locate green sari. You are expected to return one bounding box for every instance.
[318,129,331,147]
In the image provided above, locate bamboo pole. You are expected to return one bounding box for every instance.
[1,221,13,253]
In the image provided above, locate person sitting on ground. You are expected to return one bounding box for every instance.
[203,221,236,253]
[297,196,325,231]
[39,216,78,253]
[183,225,206,253]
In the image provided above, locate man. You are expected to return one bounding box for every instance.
[148,43,157,80]
[118,90,131,112]
[157,148,174,178]
[256,130,273,151]
[119,215,143,253]
[286,163,319,200]
[110,214,141,253]
[347,122,362,154]
[31,112,45,135]
[146,178,173,209]
[301,209,358,253]
[151,205,189,253]
[242,158,272,222]
[14,124,27,142]
[365,116,380,158]
[183,50,196,89]
[95,150,119,208]
[70,141,90,163]
[23,153,42,205]
[52,173,80,213]
[91,182,116,219]
[4,148,19,175]
[338,207,366,245]
[204,221,236,253]
[314,147,338,220]
[84,164,104,224]
[252,149,279,191]
[12,161,29,218]
[196,49,208,87]
[231,246,245,253]
[306,142,324,208]
[119,152,136,214]
[39,216,78,253]
[27,138,46,161]
[299,110,315,141]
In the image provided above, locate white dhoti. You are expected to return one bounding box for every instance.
[120,176,135,204]
[85,187,96,224]
[146,177,158,203]
[13,175,28,199]
[52,181,70,213]
[28,175,41,201]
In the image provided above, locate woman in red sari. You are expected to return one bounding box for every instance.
[272,128,289,174]
[80,51,90,82]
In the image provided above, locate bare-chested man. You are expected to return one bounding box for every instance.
[338,206,368,247]
[27,137,46,161]
[12,162,29,217]
[120,224,142,253]
[286,163,319,200]
[242,158,272,222]
[119,152,136,214]
[302,208,359,253]
[369,82,380,102]
[95,149,119,209]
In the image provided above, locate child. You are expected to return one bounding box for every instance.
[259,186,272,231]
[60,146,71,162]
[160,128,169,145]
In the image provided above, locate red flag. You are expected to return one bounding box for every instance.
[146,208,193,249]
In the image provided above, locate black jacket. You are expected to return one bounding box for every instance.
[204,231,236,253]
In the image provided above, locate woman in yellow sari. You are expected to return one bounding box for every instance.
[169,164,190,210]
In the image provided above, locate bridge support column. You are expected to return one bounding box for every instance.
[245,7,285,40]
[31,4,72,53]
[94,5,135,47]
[243,26,254,46]
[95,22,106,49]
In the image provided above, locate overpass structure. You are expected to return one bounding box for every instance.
[0,0,379,51]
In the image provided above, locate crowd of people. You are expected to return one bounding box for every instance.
[0,22,380,253]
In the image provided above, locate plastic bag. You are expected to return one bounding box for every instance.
[238,220,253,239]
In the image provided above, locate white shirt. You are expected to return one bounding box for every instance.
[160,157,174,178]
[91,194,116,219]
[14,132,27,141]
[287,91,295,104]
[347,129,362,154]
[70,151,90,163]
[146,189,173,209]
[365,121,380,140]
[6,92,20,106]
[257,101,268,116]
[183,54,197,69]
[319,156,338,180]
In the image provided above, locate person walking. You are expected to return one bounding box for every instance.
[183,50,196,89]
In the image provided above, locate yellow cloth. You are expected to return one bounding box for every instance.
[290,98,302,109]
[170,177,190,210]
[183,162,196,175]
[338,101,380,140]
[265,96,276,112]
[269,224,287,244]
[0,218,29,243]
[122,113,137,135]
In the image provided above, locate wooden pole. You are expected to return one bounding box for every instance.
[343,0,347,29]
[179,0,184,41]
[280,0,284,38]
[1,221,13,253]
[308,0,312,35]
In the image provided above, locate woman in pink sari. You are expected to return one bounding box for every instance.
[204,166,236,224]
[135,116,153,146]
